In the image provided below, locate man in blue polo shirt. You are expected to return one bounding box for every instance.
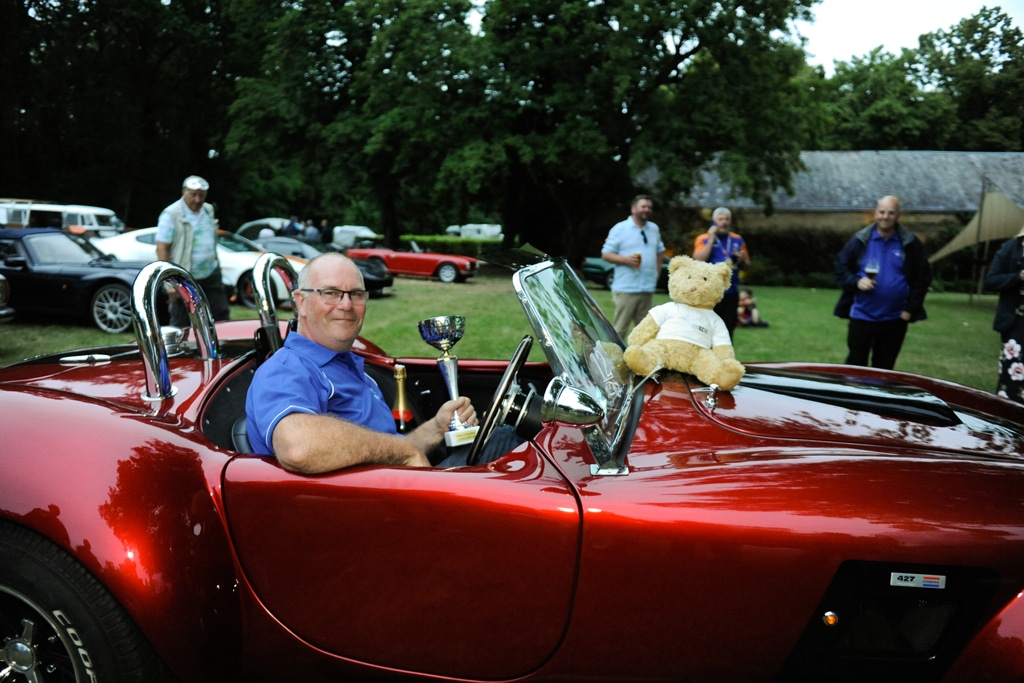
[834,195,931,369]
[245,252,512,473]
[692,206,750,338]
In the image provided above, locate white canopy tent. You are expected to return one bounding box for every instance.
[929,190,1024,263]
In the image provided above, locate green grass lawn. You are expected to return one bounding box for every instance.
[0,270,1002,393]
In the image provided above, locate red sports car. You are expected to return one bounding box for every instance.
[1,251,1024,682]
[346,240,478,283]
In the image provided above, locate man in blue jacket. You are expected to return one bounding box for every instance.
[834,195,931,369]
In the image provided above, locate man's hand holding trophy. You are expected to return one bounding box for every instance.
[418,315,480,447]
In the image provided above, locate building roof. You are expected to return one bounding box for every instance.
[679,151,1024,213]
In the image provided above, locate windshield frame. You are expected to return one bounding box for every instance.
[218,231,265,253]
[513,258,637,448]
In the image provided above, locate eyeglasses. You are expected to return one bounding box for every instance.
[298,288,369,305]
[641,229,648,244]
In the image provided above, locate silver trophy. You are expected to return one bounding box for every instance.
[418,315,479,447]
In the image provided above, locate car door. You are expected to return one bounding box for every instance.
[222,446,581,680]
[391,250,432,276]
[0,235,72,313]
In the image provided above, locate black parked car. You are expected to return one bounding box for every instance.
[253,235,394,297]
[580,256,669,291]
[0,273,13,324]
[0,228,148,333]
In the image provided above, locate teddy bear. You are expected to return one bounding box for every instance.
[623,255,745,390]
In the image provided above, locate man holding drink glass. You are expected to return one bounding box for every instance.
[602,194,666,339]
[833,195,931,369]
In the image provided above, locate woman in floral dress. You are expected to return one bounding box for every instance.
[984,227,1024,404]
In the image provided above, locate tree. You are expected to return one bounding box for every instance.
[811,7,1022,154]
[812,47,957,151]
[465,0,819,256]
[226,0,487,241]
[2,0,247,226]
[915,6,1023,151]
[226,0,820,255]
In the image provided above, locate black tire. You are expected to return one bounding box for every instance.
[0,521,173,682]
[436,263,459,283]
[236,271,257,309]
[90,283,133,334]
[603,269,615,290]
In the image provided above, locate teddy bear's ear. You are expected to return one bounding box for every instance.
[669,255,689,273]
[716,261,732,285]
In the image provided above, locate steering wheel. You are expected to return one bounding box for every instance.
[467,335,533,465]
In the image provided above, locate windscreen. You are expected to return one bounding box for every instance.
[514,260,633,440]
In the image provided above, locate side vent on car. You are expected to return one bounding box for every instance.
[777,560,998,682]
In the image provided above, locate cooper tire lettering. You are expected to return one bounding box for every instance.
[0,521,173,681]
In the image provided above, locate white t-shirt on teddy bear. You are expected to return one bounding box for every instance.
[649,302,732,349]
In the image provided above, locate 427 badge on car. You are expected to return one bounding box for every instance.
[890,572,947,589]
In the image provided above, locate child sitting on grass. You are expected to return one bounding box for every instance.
[737,288,769,327]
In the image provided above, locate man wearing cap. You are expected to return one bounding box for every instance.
[156,175,231,327]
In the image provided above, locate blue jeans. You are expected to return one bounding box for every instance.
[434,426,524,468]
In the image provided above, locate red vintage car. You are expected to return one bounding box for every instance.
[346,240,478,283]
[1,251,1024,682]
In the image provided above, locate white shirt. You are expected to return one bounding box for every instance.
[648,301,732,349]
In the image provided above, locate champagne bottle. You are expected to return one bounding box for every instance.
[392,364,414,433]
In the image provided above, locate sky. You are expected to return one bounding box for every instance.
[794,0,1024,75]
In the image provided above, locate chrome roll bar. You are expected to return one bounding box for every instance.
[131,262,220,401]
[252,253,299,355]
[253,253,299,328]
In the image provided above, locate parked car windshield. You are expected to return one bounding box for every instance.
[514,259,633,442]
[218,232,264,253]
[24,231,106,265]
[258,237,326,259]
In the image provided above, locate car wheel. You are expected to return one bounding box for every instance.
[437,263,459,283]
[603,270,615,290]
[0,521,173,682]
[91,283,133,334]
[236,271,257,309]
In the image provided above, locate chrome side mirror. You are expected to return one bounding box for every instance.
[542,375,629,476]
[541,375,604,427]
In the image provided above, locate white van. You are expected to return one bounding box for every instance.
[0,198,126,237]
[444,223,503,239]
[332,225,380,248]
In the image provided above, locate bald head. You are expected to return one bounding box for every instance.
[298,252,364,290]
[874,195,901,235]
[294,252,367,352]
